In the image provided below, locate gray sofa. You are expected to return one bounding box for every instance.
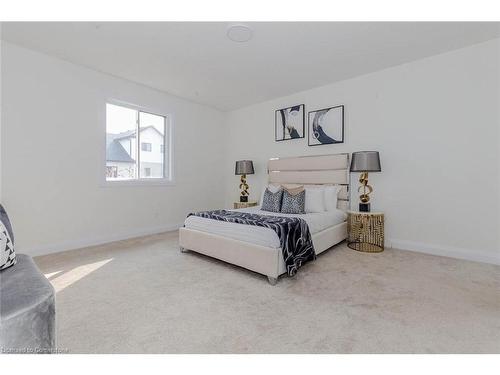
[0,254,55,354]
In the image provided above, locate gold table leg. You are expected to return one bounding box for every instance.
[347,213,384,253]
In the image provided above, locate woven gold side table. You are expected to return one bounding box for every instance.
[233,201,258,209]
[347,211,384,253]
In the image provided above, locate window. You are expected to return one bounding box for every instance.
[105,103,171,183]
[141,143,152,152]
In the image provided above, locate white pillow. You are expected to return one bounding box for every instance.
[260,184,282,206]
[324,185,341,211]
[305,186,326,213]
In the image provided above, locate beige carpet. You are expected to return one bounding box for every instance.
[34,231,500,353]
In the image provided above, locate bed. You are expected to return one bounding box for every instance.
[179,153,350,285]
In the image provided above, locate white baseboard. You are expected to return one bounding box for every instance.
[388,238,500,265]
[25,223,184,258]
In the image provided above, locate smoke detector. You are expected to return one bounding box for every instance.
[226,24,253,43]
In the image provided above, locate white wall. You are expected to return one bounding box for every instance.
[2,38,499,264]
[224,39,500,265]
[1,42,226,256]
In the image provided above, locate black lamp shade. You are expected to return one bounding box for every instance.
[350,151,381,172]
[235,160,254,175]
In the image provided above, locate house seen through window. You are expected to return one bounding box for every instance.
[141,142,152,152]
[106,103,170,182]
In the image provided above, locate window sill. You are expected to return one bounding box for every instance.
[101,179,175,187]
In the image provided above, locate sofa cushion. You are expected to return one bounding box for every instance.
[0,254,55,352]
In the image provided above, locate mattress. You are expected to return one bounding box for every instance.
[184,206,347,249]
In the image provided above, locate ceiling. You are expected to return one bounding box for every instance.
[2,22,500,111]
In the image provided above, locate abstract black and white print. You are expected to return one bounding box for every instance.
[308,105,344,146]
[275,104,305,141]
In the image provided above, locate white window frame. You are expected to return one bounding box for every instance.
[102,99,174,187]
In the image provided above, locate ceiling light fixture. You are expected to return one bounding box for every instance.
[226,24,253,43]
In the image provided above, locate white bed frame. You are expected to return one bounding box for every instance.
[179,153,350,285]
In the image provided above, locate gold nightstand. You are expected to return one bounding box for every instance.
[347,211,385,253]
[233,201,258,209]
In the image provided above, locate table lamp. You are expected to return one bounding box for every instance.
[235,160,254,202]
[350,151,381,212]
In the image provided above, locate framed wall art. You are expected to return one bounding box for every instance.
[275,104,305,141]
[308,105,344,146]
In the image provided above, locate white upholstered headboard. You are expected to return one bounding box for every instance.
[267,153,350,211]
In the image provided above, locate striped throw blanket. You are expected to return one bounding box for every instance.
[187,210,316,276]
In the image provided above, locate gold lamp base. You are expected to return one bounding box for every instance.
[359,203,370,212]
[239,174,249,202]
[358,172,373,212]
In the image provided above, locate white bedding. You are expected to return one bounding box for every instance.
[184,206,347,249]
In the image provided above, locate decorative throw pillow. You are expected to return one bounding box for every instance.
[260,184,281,206]
[281,189,305,214]
[0,204,16,271]
[282,184,303,189]
[284,186,304,196]
[261,188,283,213]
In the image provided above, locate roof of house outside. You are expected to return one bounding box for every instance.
[112,126,163,140]
[106,134,135,163]
[106,126,164,163]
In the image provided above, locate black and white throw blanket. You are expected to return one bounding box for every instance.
[187,210,316,276]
